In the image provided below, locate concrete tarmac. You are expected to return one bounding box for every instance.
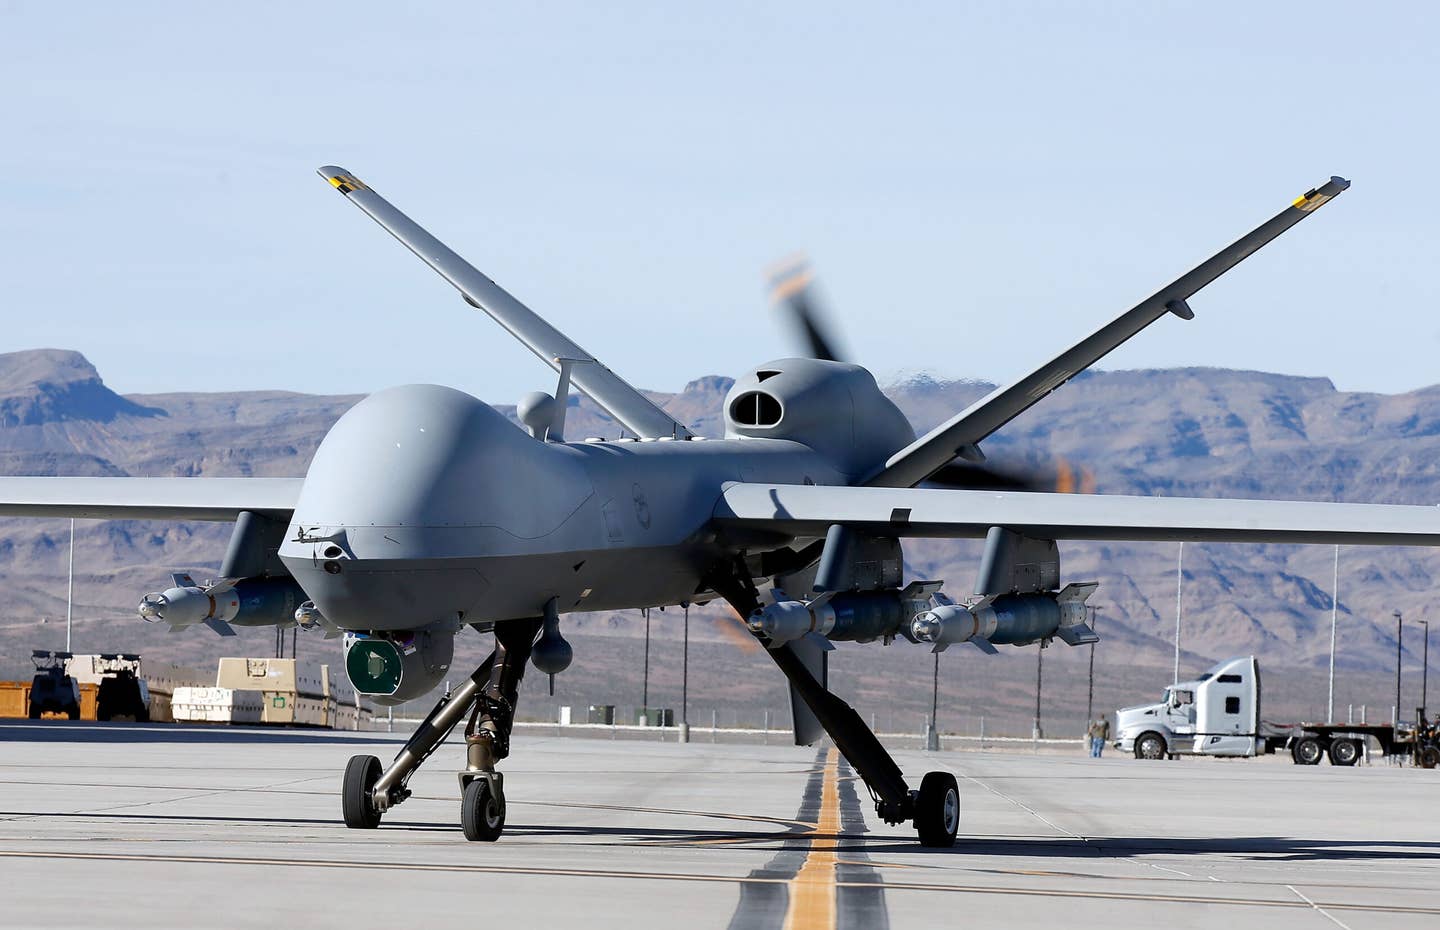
[1,721,1437,929]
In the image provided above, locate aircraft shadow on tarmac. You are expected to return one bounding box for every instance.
[0,721,397,746]
[4,805,1437,864]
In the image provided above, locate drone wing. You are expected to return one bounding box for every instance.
[714,483,1440,547]
[318,166,692,440]
[866,177,1351,488]
[0,477,300,521]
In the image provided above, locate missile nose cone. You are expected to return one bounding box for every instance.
[141,585,212,627]
[911,611,941,642]
[138,592,168,622]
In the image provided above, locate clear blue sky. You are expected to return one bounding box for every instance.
[1,2,1435,401]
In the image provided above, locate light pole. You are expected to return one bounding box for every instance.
[1394,610,1403,725]
[1086,606,1100,724]
[1327,545,1339,723]
[925,650,941,751]
[1033,643,1044,740]
[66,518,74,652]
[1173,541,1184,685]
[1419,619,1429,715]
[681,605,689,724]
[641,607,651,724]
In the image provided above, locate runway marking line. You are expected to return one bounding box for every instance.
[783,746,840,930]
[0,850,1436,916]
[1287,885,1354,930]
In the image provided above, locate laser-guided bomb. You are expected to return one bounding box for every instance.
[138,574,310,637]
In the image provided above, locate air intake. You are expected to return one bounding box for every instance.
[729,391,783,427]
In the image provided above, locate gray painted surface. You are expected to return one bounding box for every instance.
[715,481,1440,545]
[0,476,299,520]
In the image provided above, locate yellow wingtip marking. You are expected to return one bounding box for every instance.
[328,173,369,194]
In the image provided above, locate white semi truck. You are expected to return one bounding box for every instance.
[1114,656,1438,766]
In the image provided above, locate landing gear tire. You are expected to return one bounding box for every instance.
[1418,746,1440,769]
[461,777,505,842]
[1134,732,1166,760]
[342,754,383,829]
[1328,738,1360,766]
[1292,737,1323,766]
[914,771,959,848]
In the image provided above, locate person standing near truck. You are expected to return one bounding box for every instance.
[1087,716,1110,757]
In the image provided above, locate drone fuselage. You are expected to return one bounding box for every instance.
[278,378,871,632]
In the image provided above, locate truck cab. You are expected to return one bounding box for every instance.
[1115,656,1261,759]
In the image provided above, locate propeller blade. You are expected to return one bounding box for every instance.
[716,605,762,655]
[926,458,1096,494]
[767,254,845,362]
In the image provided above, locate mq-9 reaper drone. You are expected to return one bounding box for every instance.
[6,168,1437,847]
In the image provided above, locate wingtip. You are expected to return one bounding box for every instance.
[317,166,369,194]
[1292,176,1349,212]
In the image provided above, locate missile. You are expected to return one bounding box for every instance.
[748,582,941,647]
[138,574,308,637]
[910,583,1099,654]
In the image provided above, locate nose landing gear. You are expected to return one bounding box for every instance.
[339,617,541,840]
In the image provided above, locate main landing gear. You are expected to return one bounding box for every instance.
[709,568,961,848]
[341,618,541,841]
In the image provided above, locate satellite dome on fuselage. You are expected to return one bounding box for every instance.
[724,358,914,482]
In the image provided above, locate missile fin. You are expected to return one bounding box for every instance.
[1056,581,1099,603]
[203,617,237,637]
[802,631,836,652]
[170,572,195,587]
[1056,623,1099,646]
[968,636,999,655]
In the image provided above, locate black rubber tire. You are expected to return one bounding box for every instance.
[27,706,39,720]
[1328,738,1360,766]
[341,754,383,829]
[1292,737,1324,766]
[461,778,505,842]
[1134,732,1167,760]
[1419,746,1440,769]
[914,771,960,848]
[66,705,80,720]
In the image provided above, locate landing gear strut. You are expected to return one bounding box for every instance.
[339,618,541,841]
[710,566,960,848]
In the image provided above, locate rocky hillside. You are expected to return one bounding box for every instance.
[2,348,1437,732]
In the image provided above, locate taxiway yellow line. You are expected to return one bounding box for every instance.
[783,747,840,930]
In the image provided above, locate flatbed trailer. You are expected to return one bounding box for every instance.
[1116,656,1440,767]
[1268,718,1438,767]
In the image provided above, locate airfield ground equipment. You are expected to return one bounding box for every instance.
[85,653,150,722]
[1117,656,1438,765]
[15,166,1438,848]
[27,651,80,720]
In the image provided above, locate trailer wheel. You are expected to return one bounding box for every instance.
[1134,732,1167,760]
[1328,739,1360,766]
[1292,737,1324,765]
[1419,747,1440,769]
